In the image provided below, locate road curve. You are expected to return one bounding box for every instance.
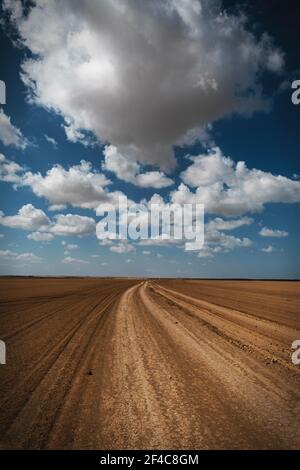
[0,278,299,449]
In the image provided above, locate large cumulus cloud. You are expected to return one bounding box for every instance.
[4,0,283,169]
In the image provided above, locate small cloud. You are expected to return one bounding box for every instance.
[110,242,135,254]
[49,204,67,212]
[207,216,253,232]
[44,134,58,148]
[0,153,24,184]
[65,244,78,250]
[99,239,113,246]
[261,245,274,253]
[51,214,95,236]
[16,252,42,263]
[28,231,54,242]
[259,227,288,238]
[0,249,42,263]
[62,256,89,265]
[0,109,28,149]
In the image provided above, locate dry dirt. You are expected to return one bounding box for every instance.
[0,277,299,450]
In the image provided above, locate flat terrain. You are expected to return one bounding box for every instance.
[0,277,299,449]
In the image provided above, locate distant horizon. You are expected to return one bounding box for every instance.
[1,275,299,281]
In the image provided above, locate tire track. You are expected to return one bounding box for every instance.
[137,281,300,449]
[0,282,136,448]
[150,281,300,372]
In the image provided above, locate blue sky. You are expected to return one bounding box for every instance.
[0,0,299,278]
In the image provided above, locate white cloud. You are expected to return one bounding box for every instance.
[198,229,252,259]
[4,0,283,169]
[0,249,42,262]
[65,243,78,250]
[178,147,300,216]
[192,215,253,259]
[0,109,28,149]
[207,216,254,232]
[22,161,111,209]
[0,153,24,184]
[62,256,89,265]
[259,227,288,238]
[134,171,173,189]
[103,145,173,188]
[16,252,42,262]
[139,238,180,247]
[137,172,172,189]
[18,159,131,215]
[44,134,57,148]
[206,232,252,250]
[98,239,113,246]
[261,245,274,253]
[110,242,135,254]
[27,231,54,242]
[51,214,95,236]
[0,204,50,231]
[0,204,98,241]
[63,121,93,146]
[63,243,79,255]
[182,148,234,187]
[197,247,219,258]
[48,204,67,212]
[0,249,16,258]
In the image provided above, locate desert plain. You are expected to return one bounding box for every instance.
[0,277,299,449]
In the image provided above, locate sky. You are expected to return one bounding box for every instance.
[0,0,299,278]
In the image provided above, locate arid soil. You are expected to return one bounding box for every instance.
[0,277,299,450]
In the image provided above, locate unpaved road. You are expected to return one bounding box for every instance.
[0,278,299,449]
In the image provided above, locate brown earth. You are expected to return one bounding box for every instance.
[0,277,299,450]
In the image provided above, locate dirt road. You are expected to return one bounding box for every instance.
[0,278,299,449]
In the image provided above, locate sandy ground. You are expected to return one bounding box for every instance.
[0,277,299,450]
